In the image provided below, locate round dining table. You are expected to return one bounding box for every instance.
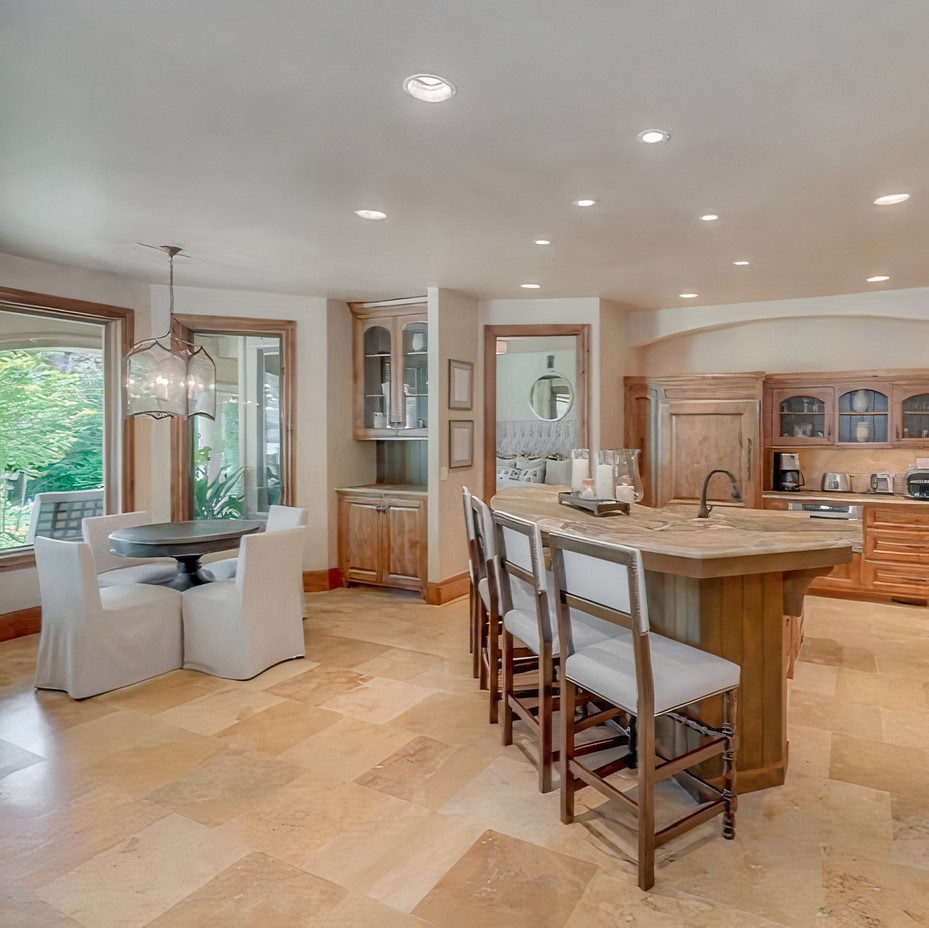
[108,519,262,591]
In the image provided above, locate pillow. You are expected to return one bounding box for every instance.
[496,455,517,469]
[516,453,543,469]
[497,467,522,481]
[544,459,572,486]
[516,461,546,484]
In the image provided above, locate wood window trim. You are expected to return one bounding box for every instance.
[0,286,135,571]
[482,324,590,502]
[169,314,296,521]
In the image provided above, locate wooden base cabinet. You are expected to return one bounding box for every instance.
[337,489,427,596]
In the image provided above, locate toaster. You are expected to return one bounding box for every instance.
[869,472,894,494]
[906,470,929,500]
[821,472,851,492]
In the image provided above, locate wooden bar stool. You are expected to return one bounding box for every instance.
[548,529,740,891]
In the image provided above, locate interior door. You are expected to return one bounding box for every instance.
[656,399,759,507]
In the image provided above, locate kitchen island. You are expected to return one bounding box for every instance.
[491,485,861,792]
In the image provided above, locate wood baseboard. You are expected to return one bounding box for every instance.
[425,571,470,606]
[0,606,41,642]
[303,568,343,593]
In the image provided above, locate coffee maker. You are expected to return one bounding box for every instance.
[773,452,802,491]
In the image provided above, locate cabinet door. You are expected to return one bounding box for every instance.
[893,383,929,444]
[835,383,890,445]
[655,399,759,507]
[394,315,428,437]
[384,499,426,591]
[354,320,394,438]
[768,387,834,445]
[339,497,384,584]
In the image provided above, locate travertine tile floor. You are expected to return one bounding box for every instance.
[1,588,928,927]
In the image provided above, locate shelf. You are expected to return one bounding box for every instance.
[404,351,427,357]
[364,353,392,358]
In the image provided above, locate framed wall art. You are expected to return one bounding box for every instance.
[448,359,473,410]
[448,419,474,468]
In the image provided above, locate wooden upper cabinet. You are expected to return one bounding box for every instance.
[625,374,763,509]
[834,382,891,446]
[350,301,428,440]
[893,383,929,444]
[766,386,835,445]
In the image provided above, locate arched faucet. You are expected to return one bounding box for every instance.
[697,469,742,519]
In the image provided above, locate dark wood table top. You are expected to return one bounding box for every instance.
[109,519,262,558]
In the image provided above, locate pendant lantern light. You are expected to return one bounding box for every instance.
[126,245,216,420]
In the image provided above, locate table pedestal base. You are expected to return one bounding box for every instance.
[166,555,209,591]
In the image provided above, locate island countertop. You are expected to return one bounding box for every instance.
[492,485,860,580]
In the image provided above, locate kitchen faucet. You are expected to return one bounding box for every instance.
[697,469,742,519]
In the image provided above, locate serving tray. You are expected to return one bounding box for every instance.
[558,491,630,517]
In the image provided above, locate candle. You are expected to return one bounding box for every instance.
[571,457,588,491]
[595,463,614,499]
[615,484,636,503]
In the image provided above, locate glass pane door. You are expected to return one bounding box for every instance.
[191,334,282,520]
[400,319,428,429]
[837,389,889,443]
[363,324,392,429]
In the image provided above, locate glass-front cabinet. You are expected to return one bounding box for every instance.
[352,302,428,439]
[894,384,929,443]
[836,384,890,444]
[769,387,834,445]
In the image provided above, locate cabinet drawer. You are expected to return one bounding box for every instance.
[865,505,929,530]
[810,552,861,592]
[864,529,929,564]
[861,560,929,598]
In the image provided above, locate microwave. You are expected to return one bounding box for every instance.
[906,470,929,499]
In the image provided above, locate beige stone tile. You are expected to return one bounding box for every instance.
[36,814,248,928]
[0,883,85,928]
[326,893,435,927]
[835,666,929,711]
[390,690,496,745]
[155,687,287,736]
[412,829,597,928]
[882,705,929,749]
[564,868,788,927]
[801,636,877,672]
[892,796,929,870]
[145,851,346,927]
[216,700,341,756]
[0,737,44,780]
[789,659,838,696]
[788,688,883,740]
[304,633,392,668]
[319,677,437,724]
[235,657,320,689]
[785,724,833,780]
[97,670,229,715]
[353,647,444,682]
[144,745,306,826]
[267,666,371,706]
[830,732,929,800]
[0,758,100,820]
[278,715,415,782]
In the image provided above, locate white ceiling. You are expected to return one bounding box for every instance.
[2,1,928,308]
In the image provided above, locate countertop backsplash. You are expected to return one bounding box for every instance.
[770,447,923,495]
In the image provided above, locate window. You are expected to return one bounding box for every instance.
[0,288,133,564]
[170,315,294,522]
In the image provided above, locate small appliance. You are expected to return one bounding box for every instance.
[905,470,929,499]
[773,451,802,491]
[821,472,852,492]
[869,472,894,494]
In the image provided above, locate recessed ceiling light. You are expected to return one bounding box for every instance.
[733,260,750,266]
[637,129,670,144]
[700,213,719,222]
[679,292,698,299]
[521,283,541,289]
[866,275,890,282]
[354,209,386,221]
[873,193,910,206]
[534,239,551,246]
[574,199,597,207]
[402,73,456,103]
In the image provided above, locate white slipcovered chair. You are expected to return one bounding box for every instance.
[181,526,306,680]
[81,511,177,588]
[33,536,183,699]
[198,504,309,582]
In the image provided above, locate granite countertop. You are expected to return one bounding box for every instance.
[764,490,926,506]
[492,486,860,577]
[335,484,427,496]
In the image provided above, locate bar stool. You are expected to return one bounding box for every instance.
[548,529,741,891]
[492,510,628,793]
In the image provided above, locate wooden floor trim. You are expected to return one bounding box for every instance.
[303,568,343,593]
[0,607,41,642]
[425,571,470,606]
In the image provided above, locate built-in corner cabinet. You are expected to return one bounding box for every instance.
[765,371,929,449]
[623,374,763,509]
[336,487,427,596]
[350,300,428,440]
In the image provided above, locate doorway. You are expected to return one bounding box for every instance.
[482,324,589,500]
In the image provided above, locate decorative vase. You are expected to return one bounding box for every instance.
[852,390,869,414]
[856,420,870,443]
[614,448,644,502]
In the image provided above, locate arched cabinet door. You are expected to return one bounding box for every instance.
[768,387,835,445]
[835,384,890,445]
[893,383,929,444]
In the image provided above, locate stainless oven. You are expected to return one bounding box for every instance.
[787,502,862,520]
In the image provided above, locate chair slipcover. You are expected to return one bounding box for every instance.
[33,537,183,699]
[181,527,306,680]
[82,511,177,588]
[198,505,309,582]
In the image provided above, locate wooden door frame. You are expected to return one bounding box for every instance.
[482,324,590,502]
[170,314,296,521]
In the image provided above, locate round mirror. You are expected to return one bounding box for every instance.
[528,371,574,421]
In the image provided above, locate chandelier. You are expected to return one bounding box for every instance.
[126,245,216,420]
